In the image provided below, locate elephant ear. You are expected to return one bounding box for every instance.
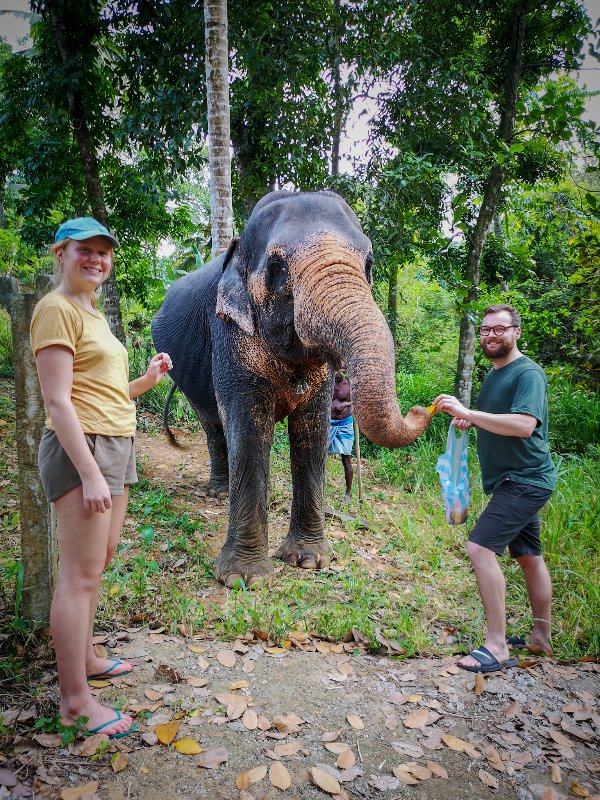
[215,239,255,335]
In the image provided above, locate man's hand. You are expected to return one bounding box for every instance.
[433,394,472,424]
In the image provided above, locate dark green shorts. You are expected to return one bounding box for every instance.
[38,429,137,502]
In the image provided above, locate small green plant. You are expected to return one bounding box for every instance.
[33,714,87,746]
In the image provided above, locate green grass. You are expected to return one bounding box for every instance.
[0,374,598,667]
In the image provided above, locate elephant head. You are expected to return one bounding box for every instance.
[215,191,431,447]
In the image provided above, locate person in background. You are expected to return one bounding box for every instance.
[329,369,354,504]
[434,303,556,673]
[31,218,172,738]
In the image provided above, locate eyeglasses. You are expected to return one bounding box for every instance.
[477,325,516,336]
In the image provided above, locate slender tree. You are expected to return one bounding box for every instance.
[453,0,526,404]
[204,0,233,256]
[35,0,125,340]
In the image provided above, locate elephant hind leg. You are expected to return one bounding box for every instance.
[196,414,229,498]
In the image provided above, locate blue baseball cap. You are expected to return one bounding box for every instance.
[55,217,120,248]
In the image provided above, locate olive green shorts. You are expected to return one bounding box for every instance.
[38,429,137,502]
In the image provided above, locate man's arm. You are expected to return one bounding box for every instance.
[433,394,537,437]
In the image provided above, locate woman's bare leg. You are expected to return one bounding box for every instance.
[84,491,133,677]
[52,486,133,734]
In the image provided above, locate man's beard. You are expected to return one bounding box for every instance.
[481,340,512,360]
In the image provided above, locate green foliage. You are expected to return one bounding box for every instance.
[0,311,12,378]
[547,379,600,455]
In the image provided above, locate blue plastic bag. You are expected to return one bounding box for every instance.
[436,425,470,525]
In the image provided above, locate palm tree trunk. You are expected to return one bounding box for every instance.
[455,0,526,405]
[204,0,233,257]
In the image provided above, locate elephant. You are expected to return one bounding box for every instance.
[151,190,432,587]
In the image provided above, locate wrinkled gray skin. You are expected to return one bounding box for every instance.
[152,191,431,587]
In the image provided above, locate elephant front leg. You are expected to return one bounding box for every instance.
[276,394,331,571]
[213,412,275,588]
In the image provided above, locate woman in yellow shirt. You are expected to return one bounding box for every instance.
[31,218,172,739]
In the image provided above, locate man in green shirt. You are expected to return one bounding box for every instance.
[434,303,556,673]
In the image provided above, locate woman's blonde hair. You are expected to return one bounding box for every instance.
[50,238,113,307]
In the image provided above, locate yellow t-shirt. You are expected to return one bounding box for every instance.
[30,292,136,436]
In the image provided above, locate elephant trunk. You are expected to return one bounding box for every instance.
[292,235,431,448]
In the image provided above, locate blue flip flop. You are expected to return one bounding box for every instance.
[88,709,137,739]
[87,658,134,681]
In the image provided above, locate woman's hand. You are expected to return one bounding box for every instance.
[145,352,172,387]
[82,473,112,513]
[129,353,173,398]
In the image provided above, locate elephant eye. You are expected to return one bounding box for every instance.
[266,254,289,293]
[365,253,373,285]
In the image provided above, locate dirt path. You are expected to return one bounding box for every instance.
[1,430,599,800]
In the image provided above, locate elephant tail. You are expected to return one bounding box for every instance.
[162,381,183,448]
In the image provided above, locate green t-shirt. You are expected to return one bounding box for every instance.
[476,355,556,494]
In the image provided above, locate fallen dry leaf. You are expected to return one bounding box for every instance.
[321,730,341,742]
[346,713,364,730]
[392,767,418,785]
[230,680,250,690]
[547,729,575,748]
[235,764,267,789]
[111,753,128,773]
[173,738,203,755]
[441,734,472,753]
[216,651,237,668]
[60,782,99,800]
[571,783,590,798]
[485,745,505,772]
[197,747,230,768]
[188,645,207,654]
[154,719,179,745]
[309,767,341,794]
[337,749,355,769]
[0,769,17,788]
[324,743,351,755]
[227,700,248,720]
[33,733,63,748]
[186,676,209,688]
[504,699,521,718]
[427,761,448,779]
[273,742,302,757]
[144,689,163,701]
[273,714,302,734]
[69,733,108,757]
[242,709,258,730]
[474,673,486,696]
[478,769,499,789]
[402,708,430,729]
[269,761,292,790]
[551,764,562,784]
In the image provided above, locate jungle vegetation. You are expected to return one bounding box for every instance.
[0,0,598,659]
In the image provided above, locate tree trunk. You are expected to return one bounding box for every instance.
[0,275,58,623]
[454,0,526,405]
[204,0,233,257]
[330,0,342,177]
[47,3,125,342]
